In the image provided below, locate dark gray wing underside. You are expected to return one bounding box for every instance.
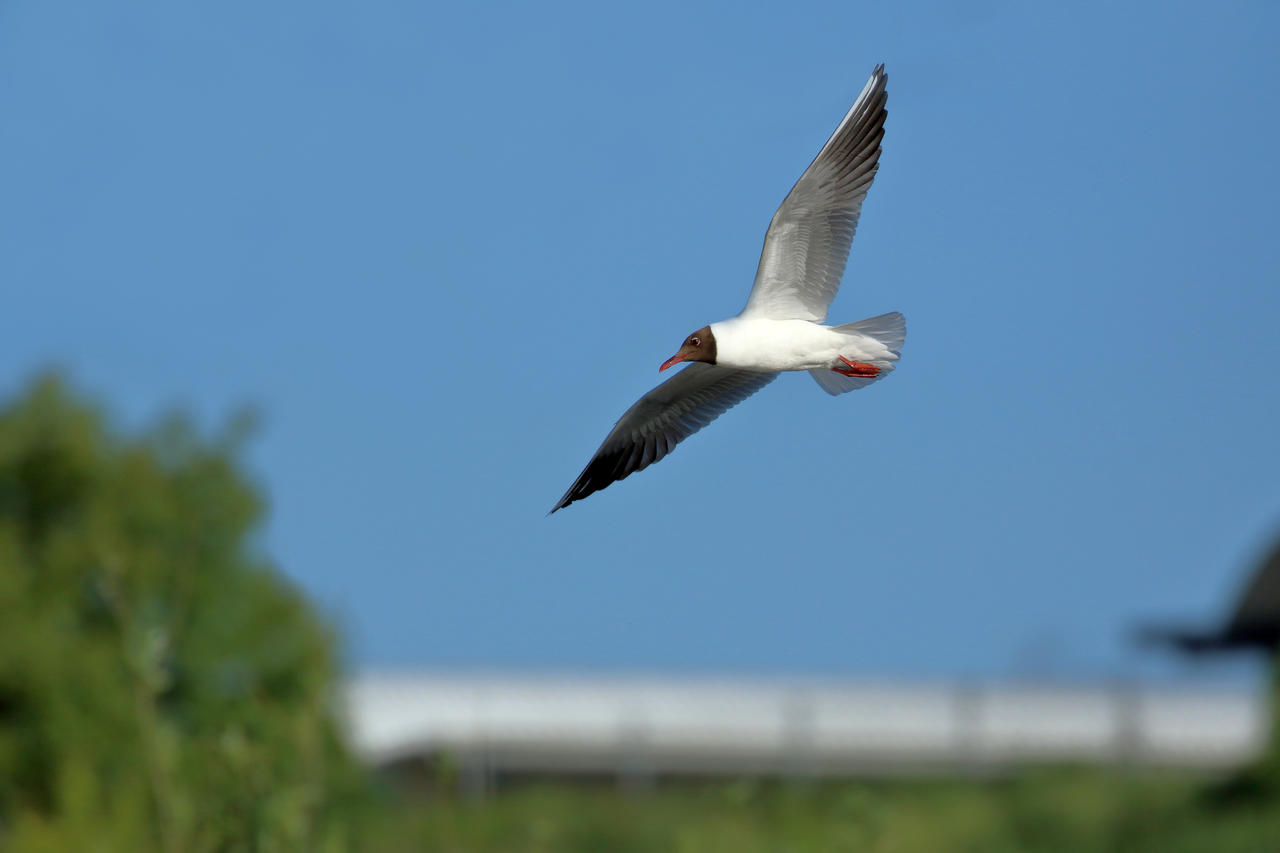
[551,364,777,513]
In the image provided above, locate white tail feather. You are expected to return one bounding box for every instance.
[840,311,905,351]
[809,311,905,396]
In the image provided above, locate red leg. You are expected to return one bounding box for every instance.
[832,355,881,378]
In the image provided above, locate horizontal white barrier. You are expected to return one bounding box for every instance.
[344,673,1268,778]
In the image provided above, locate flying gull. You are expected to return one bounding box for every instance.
[552,65,902,513]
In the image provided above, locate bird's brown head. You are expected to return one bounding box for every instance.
[660,325,717,371]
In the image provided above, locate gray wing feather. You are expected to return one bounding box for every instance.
[550,364,777,512]
[742,65,888,322]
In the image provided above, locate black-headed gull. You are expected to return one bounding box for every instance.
[552,65,901,513]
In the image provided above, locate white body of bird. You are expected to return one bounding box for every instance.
[709,313,903,375]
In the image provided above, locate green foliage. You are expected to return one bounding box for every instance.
[363,772,1280,853]
[0,374,362,853]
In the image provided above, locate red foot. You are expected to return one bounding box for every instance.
[832,356,880,378]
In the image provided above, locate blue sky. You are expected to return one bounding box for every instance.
[3,0,1278,681]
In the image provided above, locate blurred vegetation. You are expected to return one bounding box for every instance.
[1,372,1280,852]
[362,771,1280,853]
[0,375,361,852]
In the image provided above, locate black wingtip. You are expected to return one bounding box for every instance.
[548,488,576,514]
[871,63,888,90]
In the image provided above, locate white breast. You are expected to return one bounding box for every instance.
[709,317,848,373]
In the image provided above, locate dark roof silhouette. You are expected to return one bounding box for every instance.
[1142,533,1280,654]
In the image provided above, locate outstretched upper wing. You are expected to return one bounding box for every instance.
[742,65,888,322]
[551,364,777,513]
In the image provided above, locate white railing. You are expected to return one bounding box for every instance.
[344,672,1268,786]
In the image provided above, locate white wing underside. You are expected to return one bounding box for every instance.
[551,364,776,512]
[742,65,888,322]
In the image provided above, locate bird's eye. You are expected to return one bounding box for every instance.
[689,337,700,347]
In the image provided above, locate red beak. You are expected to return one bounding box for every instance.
[659,353,685,372]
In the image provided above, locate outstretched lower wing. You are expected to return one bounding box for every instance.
[551,364,777,513]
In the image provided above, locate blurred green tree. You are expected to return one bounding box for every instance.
[0,374,361,852]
